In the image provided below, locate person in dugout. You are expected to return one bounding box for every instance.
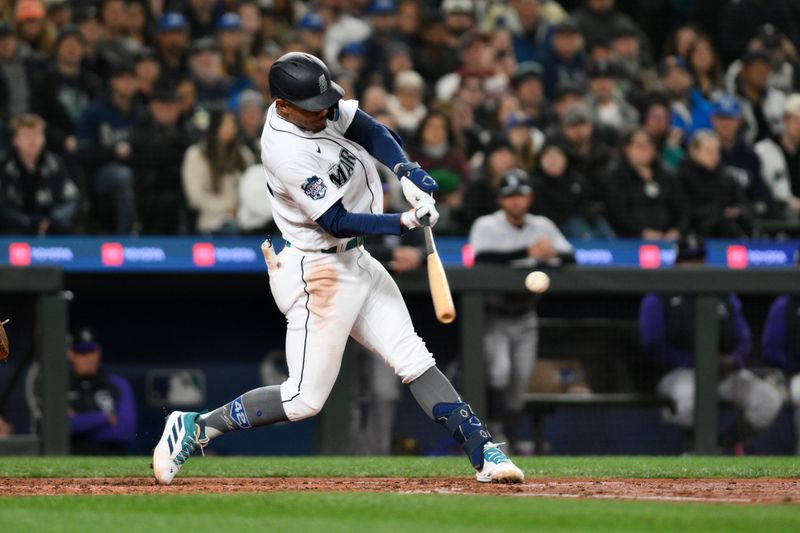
[67,327,136,455]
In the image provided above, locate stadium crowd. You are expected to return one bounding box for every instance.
[1,0,800,237]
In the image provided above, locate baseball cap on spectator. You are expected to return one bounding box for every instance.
[741,48,771,65]
[16,0,45,22]
[216,12,242,32]
[711,95,742,118]
[296,12,326,32]
[562,105,592,127]
[555,80,585,99]
[659,55,690,76]
[158,12,188,32]
[190,37,220,55]
[587,59,617,79]
[68,327,101,354]
[443,0,474,16]
[0,21,13,38]
[783,93,800,117]
[553,18,580,35]
[339,41,366,59]
[368,0,396,15]
[755,23,782,49]
[513,61,544,85]
[53,24,85,50]
[497,169,533,197]
[613,25,639,39]
[237,89,265,109]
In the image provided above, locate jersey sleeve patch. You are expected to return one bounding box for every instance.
[301,176,328,200]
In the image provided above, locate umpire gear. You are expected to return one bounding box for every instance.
[269,52,344,112]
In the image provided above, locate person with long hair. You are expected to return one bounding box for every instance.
[182,110,254,234]
[688,34,723,101]
[603,128,687,240]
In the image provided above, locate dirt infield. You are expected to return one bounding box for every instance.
[2,477,799,503]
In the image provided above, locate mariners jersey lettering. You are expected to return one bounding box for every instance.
[260,99,383,251]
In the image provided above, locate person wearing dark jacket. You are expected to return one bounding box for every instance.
[67,327,136,455]
[603,128,687,239]
[131,79,198,234]
[678,130,753,237]
[571,0,649,55]
[532,140,613,238]
[762,294,800,454]
[0,114,79,234]
[76,61,143,234]
[0,20,46,126]
[640,291,782,452]
[33,25,102,156]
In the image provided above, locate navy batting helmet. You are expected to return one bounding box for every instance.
[269,52,344,112]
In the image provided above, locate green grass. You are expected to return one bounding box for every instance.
[2,457,799,533]
[1,455,799,479]
[1,492,799,533]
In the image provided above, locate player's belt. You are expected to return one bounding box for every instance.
[285,236,364,254]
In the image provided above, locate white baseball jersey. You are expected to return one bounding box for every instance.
[260,99,383,251]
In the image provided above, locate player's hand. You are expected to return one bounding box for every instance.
[401,203,439,229]
[396,162,438,207]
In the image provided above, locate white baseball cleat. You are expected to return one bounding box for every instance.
[475,442,524,483]
[152,411,208,485]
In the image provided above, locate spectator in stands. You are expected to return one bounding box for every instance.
[660,55,713,138]
[678,130,753,237]
[34,25,101,156]
[755,94,800,221]
[550,105,615,189]
[409,109,469,181]
[640,291,783,453]
[585,59,638,135]
[762,294,800,454]
[185,0,218,40]
[360,84,389,115]
[746,24,800,95]
[572,0,646,53]
[320,0,372,69]
[361,0,400,78]
[0,20,44,124]
[711,95,772,218]
[0,114,80,234]
[182,109,254,235]
[133,49,161,101]
[442,0,477,39]
[76,61,142,234]
[539,18,586,101]
[611,26,658,108]
[216,13,248,84]
[131,78,197,234]
[718,0,799,65]
[548,81,586,132]
[532,140,613,239]
[67,326,136,455]
[74,5,108,77]
[188,37,235,110]
[125,0,152,49]
[464,140,518,224]
[154,12,190,84]
[643,97,684,171]
[236,90,266,163]
[513,61,554,132]
[603,128,686,240]
[505,0,551,63]
[688,34,724,101]
[733,50,786,145]
[386,70,426,139]
[411,11,459,85]
[15,0,52,55]
[470,168,574,452]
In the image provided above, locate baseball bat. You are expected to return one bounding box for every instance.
[423,225,456,324]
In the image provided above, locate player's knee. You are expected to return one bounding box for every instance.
[286,397,325,421]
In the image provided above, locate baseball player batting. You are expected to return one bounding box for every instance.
[153,52,523,484]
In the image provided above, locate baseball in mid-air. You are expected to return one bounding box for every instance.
[525,271,550,293]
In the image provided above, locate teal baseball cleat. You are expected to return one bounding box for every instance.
[475,442,525,483]
[152,411,209,485]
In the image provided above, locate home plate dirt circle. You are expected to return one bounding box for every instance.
[3,477,799,503]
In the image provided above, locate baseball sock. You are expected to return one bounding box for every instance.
[200,385,289,439]
[408,366,461,415]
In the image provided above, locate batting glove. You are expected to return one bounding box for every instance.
[401,203,440,229]
[395,162,438,207]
